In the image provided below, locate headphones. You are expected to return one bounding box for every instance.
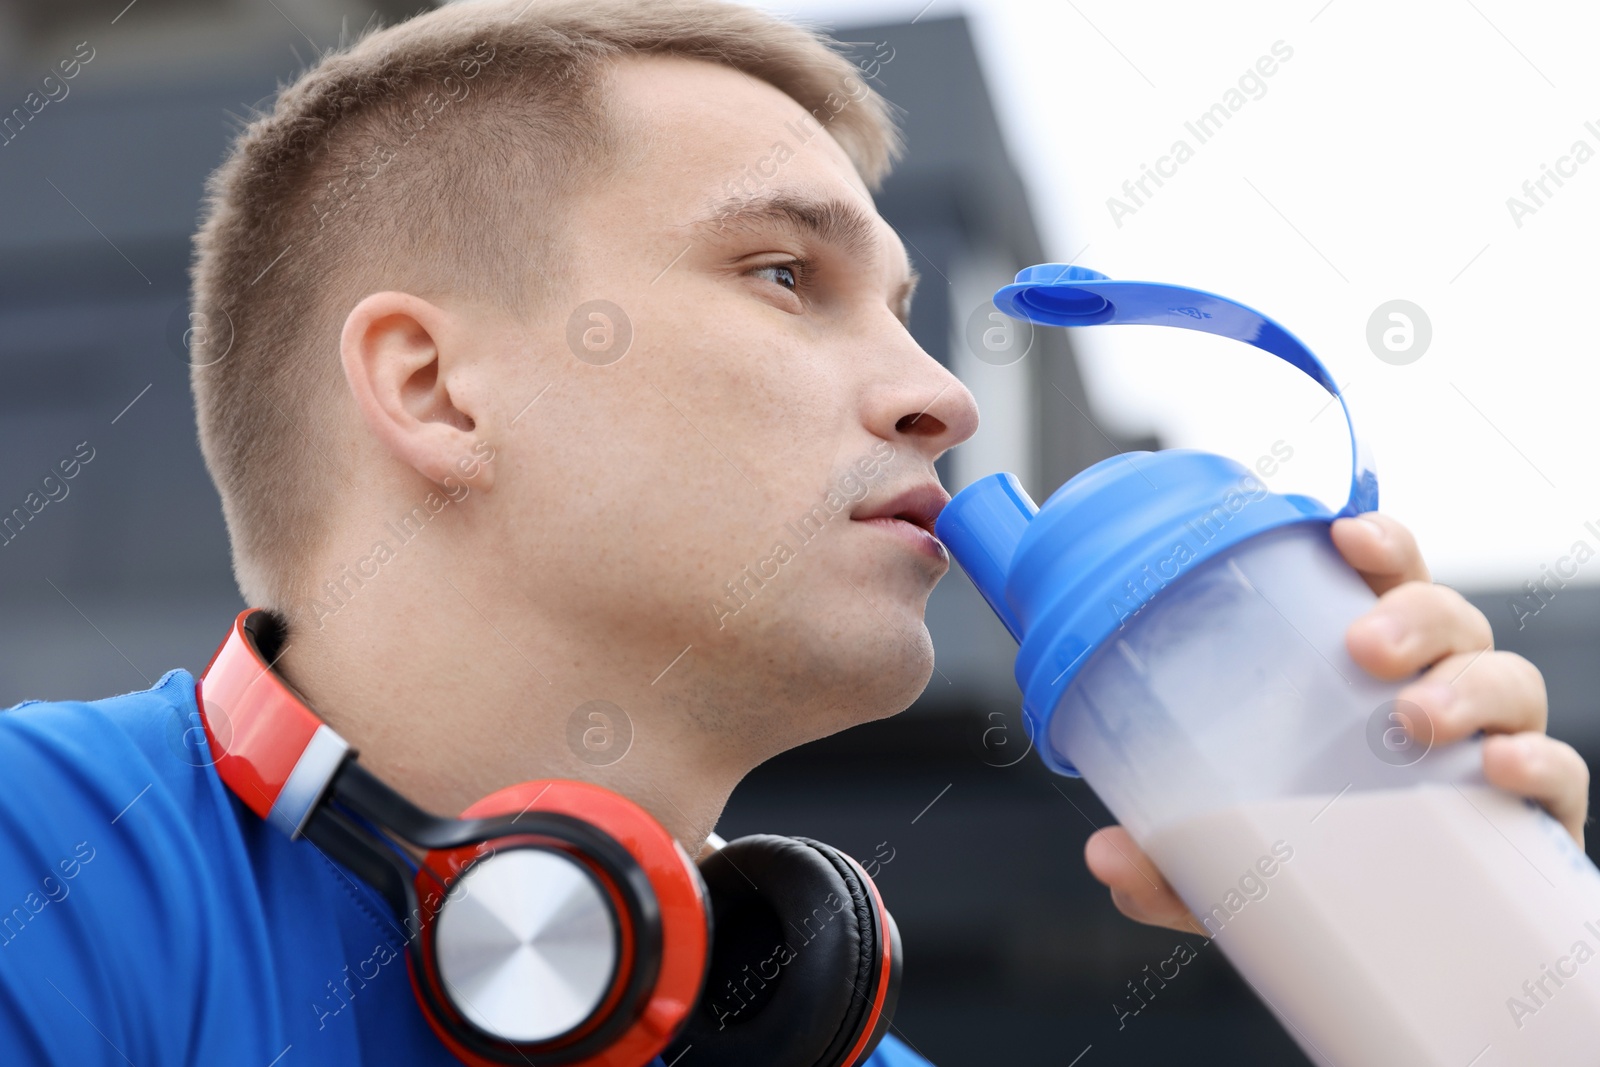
[196,609,901,1067]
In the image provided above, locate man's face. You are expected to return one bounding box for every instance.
[488,56,978,750]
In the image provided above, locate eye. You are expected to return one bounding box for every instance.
[749,260,801,291]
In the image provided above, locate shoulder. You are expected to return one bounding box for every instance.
[4,664,202,746]
[0,670,285,1063]
[0,671,225,838]
[861,1034,937,1066]
[0,669,232,854]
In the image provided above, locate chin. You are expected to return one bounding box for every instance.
[825,639,937,728]
[744,598,937,732]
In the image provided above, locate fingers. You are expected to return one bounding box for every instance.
[1331,518,1582,851]
[1482,733,1591,848]
[1346,581,1493,680]
[1085,826,1209,938]
[1395,649,1548,744]
[1330,513,1430,594]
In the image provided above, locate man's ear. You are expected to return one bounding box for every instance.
[340,291,494,492]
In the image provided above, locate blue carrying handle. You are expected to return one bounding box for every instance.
[993,264,1378,519]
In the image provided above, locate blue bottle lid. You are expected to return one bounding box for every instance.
[935,265,1379,776]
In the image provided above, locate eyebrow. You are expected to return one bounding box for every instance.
[687,192,921,324]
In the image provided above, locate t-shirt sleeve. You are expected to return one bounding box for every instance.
[0,684,281,1064]
[642,1032,932,1067]
[860,1032,937,1066]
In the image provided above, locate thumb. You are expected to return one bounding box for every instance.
[1085,826,1209,938]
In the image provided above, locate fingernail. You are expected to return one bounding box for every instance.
[1356,515,1387,544]
[1110,888,1145,919]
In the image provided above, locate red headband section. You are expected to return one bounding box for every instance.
[196,609,350,838]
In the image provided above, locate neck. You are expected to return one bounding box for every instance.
[271,559,752,857]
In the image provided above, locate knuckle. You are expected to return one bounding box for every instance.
[1385,581,1493,647]
[1555,739,1590,790]
[1452,592,1495,647]
[1378,578,1433,610]
[1475,650,1547,714]
[1383,515,1419,557]
[1502,651,1548,703]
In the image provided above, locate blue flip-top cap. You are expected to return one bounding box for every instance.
[936,265,1379,776]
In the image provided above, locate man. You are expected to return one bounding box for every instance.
[0,0,1587,1063]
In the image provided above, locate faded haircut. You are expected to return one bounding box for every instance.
[189,0,902,611]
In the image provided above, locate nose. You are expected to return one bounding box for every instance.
[877,355,980,462]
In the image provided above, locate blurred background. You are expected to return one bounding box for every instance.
[0,1,1595,1064]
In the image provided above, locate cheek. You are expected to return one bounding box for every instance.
[525,286,861,601]
[644,312,849,490]
[504,384,764,599]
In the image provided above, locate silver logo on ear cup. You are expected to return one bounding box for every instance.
[433,848,619,1044]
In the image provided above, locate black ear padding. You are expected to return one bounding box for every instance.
[663,834,899,1067]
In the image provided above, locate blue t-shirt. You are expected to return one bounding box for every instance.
[0,669,930,1066]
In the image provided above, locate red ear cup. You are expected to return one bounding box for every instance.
[407,780,711,1067]
[662,835,901,1067]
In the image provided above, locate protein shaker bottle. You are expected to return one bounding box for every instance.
[937,265,1600,1067]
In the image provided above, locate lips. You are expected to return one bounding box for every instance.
[851,482,950,538]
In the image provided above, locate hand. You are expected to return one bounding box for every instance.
[1082,512,1592,936]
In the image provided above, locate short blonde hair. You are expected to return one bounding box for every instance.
[189,0,902,610]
